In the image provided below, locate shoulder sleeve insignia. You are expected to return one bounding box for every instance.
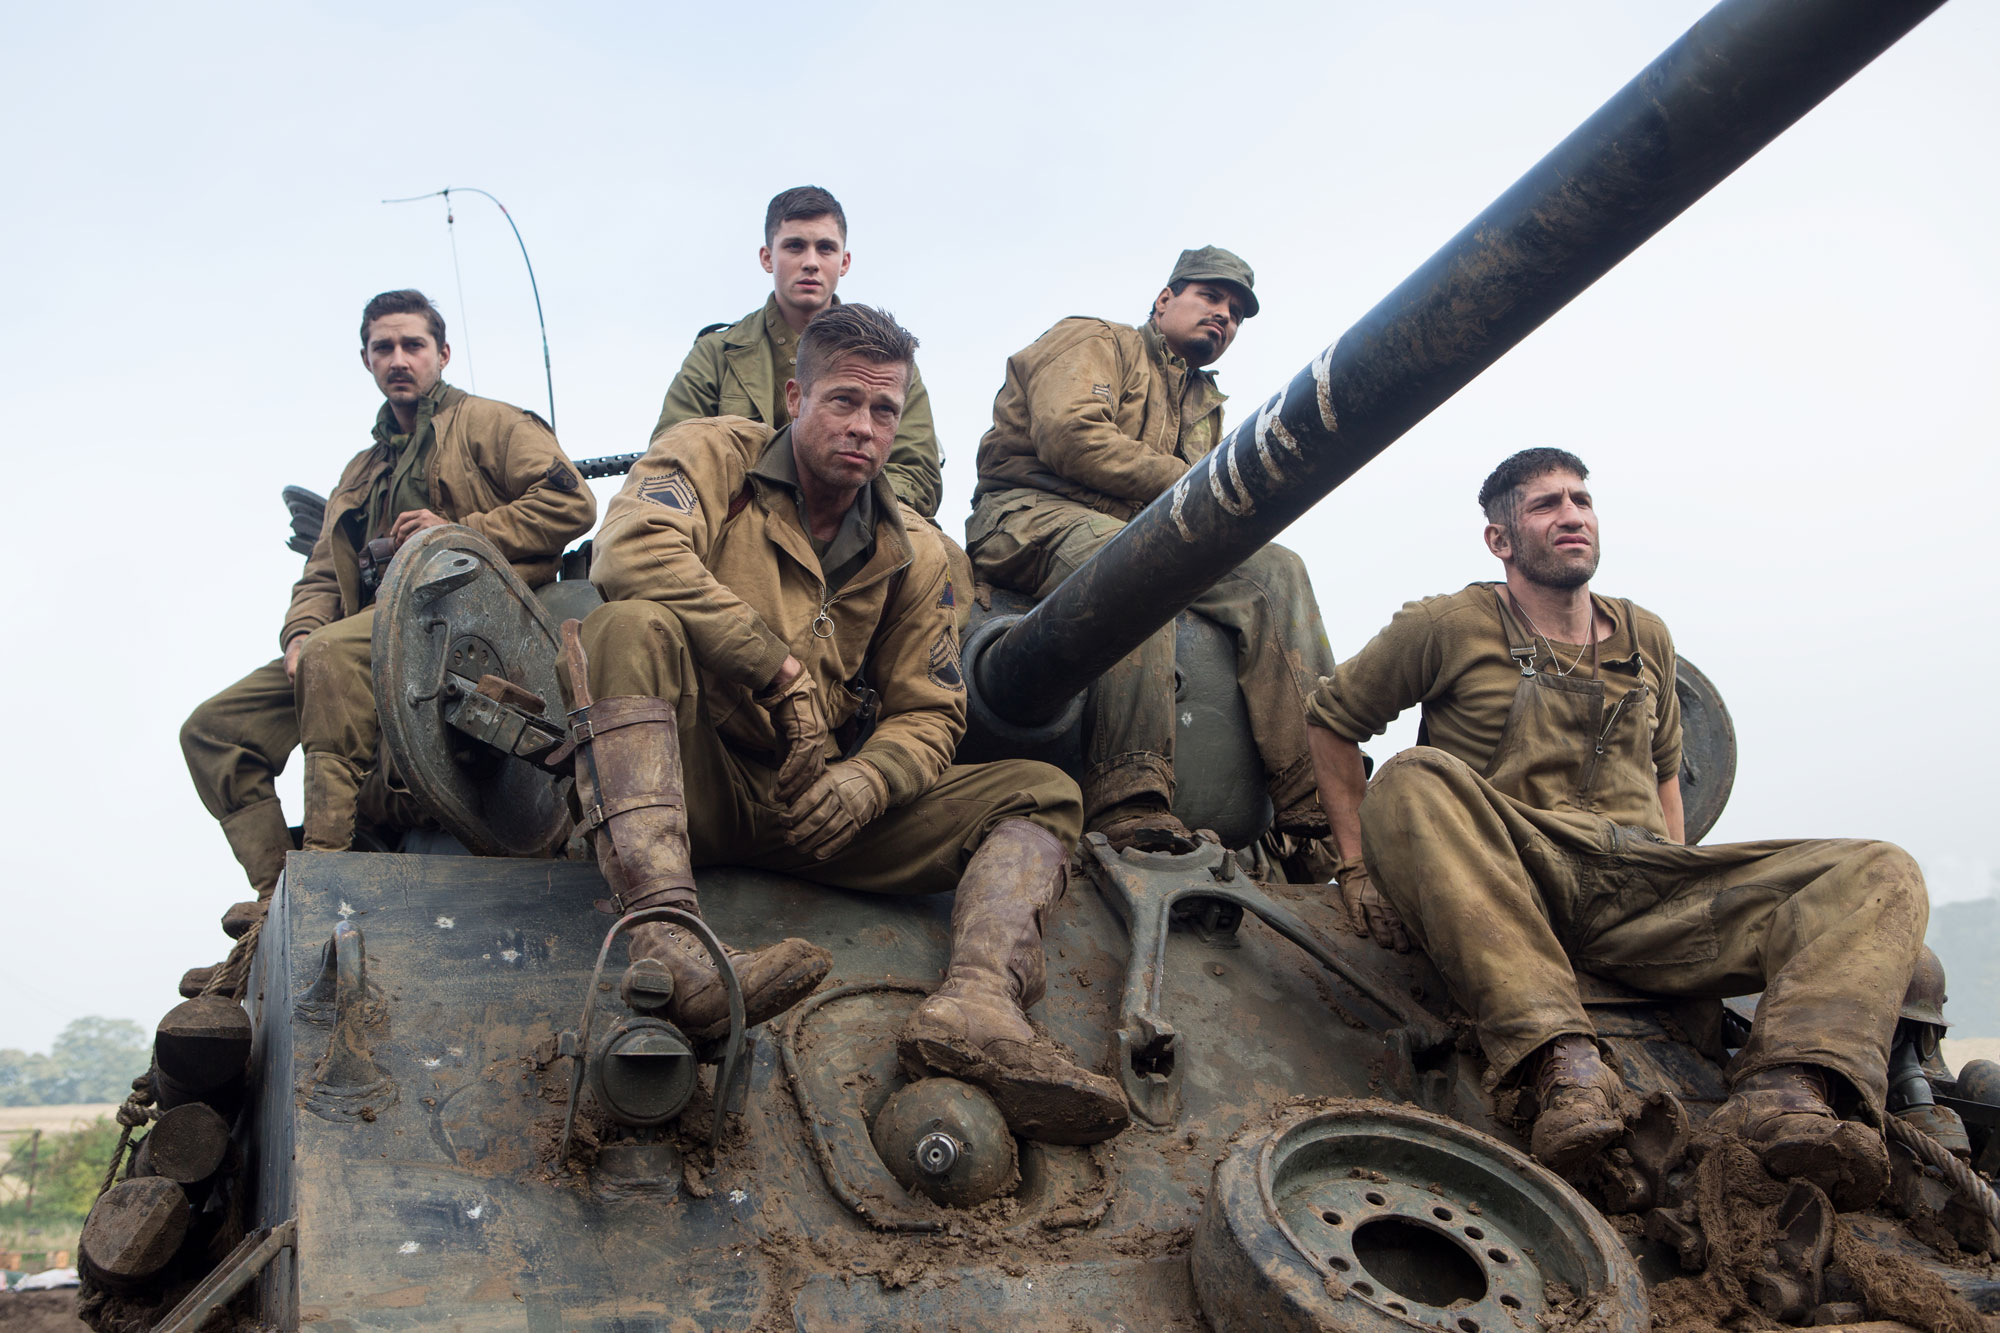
[634,467,700,514]
[542,459,580,493]
[938,580,956,610]
[928,626,964,692]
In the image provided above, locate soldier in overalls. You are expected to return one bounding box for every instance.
[1304,447,1927,1209]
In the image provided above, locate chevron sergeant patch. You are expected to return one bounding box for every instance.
[635,468,699,514]
[928,627,964,691]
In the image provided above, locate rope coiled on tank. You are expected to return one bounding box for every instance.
[94,1078,157,1199]
[1886,1113,2000,1234]
[199,917,261,1000]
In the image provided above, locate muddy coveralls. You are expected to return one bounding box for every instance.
[968,316,1336,832]
[1305,583,1928,1119]
[180,382,597,885]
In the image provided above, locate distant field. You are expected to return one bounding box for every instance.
[0,1106,118,1136]
[1942,1037,2000,1071]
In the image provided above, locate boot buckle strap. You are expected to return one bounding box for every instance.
[615,887,698,916]
[580,794,687,835]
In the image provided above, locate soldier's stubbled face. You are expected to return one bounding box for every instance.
[1488,469,1602,591]
[362,313,450,410]
[1152,282,1245,369]
[785,353,908,499]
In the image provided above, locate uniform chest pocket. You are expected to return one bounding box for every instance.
[718,376,764,422]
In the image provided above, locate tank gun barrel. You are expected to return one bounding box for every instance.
[969,0,1944,730]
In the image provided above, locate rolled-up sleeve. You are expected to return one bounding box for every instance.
[1304,599,1445,742]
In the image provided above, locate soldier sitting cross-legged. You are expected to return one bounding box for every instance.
[572,303,1128,1145]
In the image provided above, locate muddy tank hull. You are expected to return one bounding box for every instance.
[247,846,1465,1329]
[245,845,2000,1330]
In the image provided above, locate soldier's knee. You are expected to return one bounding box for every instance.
[583,598,686,655]
[1853,840,1929,916]
[1011,761,1085,845]
[1249,542,1310,582]
[1372,746,1473,790]
[1363,747,1476,827]
[580,600,696,703]
[294,622,361,681]
[179,705,212,757]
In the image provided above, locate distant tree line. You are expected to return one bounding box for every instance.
[0,1018,150,1107]
[2,1117,120,1249]
[1929,900,1999,1043]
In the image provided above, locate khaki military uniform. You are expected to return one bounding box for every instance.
[587,416,1080,885]
[1307,583,1927,1116]
[182,382,598,869]
[968,317,1336,826]
[656,295,944,520]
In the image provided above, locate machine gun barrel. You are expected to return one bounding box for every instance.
[969,0,1943,730]
[574,452,644,480]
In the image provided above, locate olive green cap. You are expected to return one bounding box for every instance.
[1166,245,1258,318]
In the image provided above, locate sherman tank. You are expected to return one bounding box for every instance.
[74,0,2000,1328]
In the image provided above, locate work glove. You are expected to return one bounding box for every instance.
[780,759,888,861]
[1336,858,1411,953]
[758,671,829,805]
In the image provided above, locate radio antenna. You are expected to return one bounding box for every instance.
[382,186,556,429]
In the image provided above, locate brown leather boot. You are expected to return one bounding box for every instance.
[1707,1065,1890,1211]
[898,820,1130,1144]
[1091,800,1198,854]
[302,753,364,852]
[1528,1034,1629,1176]
[575,693,827,1043]
[631,921,830,1043]
[220,798,292,899]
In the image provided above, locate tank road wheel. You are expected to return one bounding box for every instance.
[1193,1101,1646,1333]
[372,523,572,857]
[1674,657,1736,844]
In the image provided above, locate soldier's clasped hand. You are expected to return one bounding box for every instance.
[759,666,829,805]
[780,759,887,861]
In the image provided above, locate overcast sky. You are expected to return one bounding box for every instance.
[1,2,1993,1053]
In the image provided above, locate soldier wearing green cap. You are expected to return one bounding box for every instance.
[966,248,1339,861]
